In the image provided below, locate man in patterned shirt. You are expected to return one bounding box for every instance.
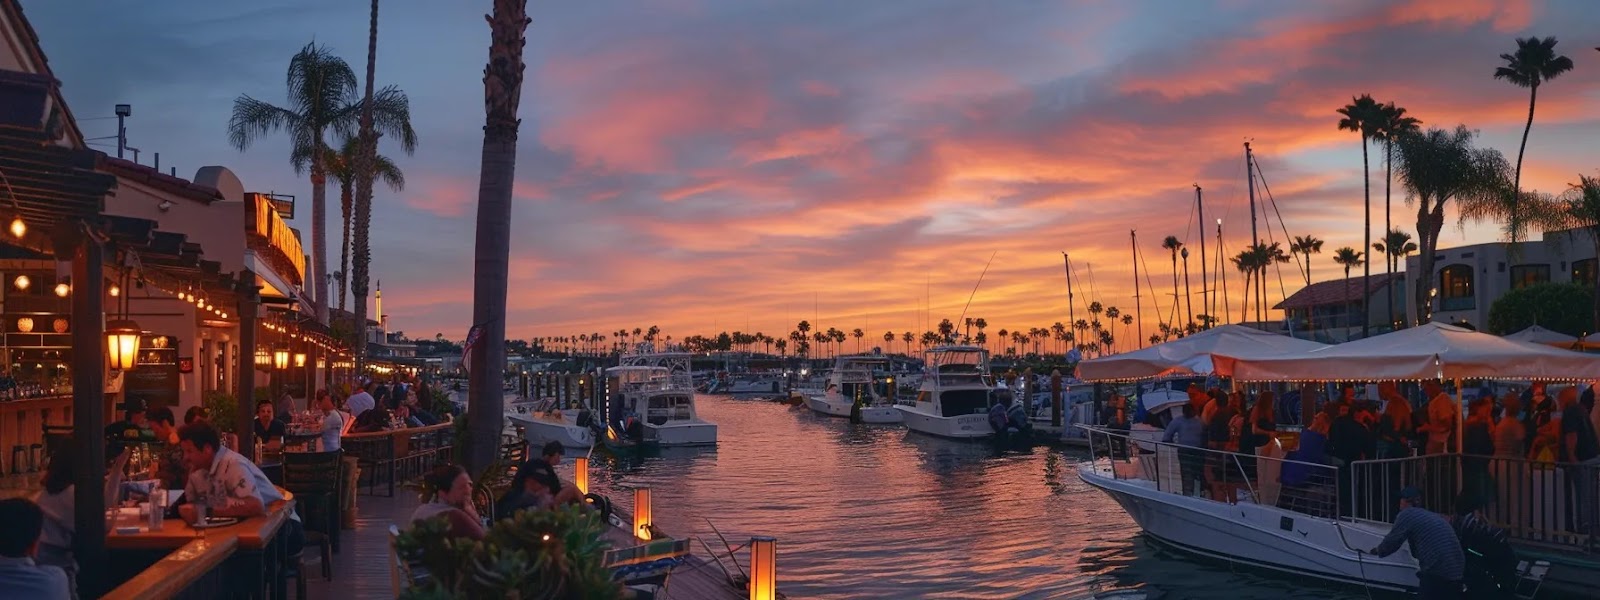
[176,423,301,555]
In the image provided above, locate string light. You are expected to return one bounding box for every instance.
[8,216,24,239]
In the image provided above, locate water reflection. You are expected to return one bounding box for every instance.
[574,395,1366,599]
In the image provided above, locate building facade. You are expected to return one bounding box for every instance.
[1403,228,1597,329]
[1273,272,1407,342]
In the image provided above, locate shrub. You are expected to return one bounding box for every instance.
[396,505,624,599]
[1486,282,1594,336]
[202,391,238,433]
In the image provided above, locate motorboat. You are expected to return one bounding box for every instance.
[507,398,595,449]
[722,374,786,397]
[894,346,996,439]
[601,352,716,448]
[1075,425,1419,592]
[805,355,901,423]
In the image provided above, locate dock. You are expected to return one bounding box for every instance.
[306,491,769,600]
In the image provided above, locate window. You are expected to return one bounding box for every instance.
[1510,264,1550,290]
[1573,259,1596,287]
[1439,264,1474,311]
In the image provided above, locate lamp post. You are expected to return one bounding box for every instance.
[749,536,777,600]
[633,487,652,541]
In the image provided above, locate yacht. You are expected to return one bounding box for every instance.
[894,346,996,439]
[722,374,786,397]
[805,355,901,423]
[601,352,717,448]
[507,398,595,449]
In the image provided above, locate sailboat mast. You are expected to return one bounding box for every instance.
[1195,184,1208,329]
[1131,230,1142,348]
[1246,142,1259,246]
[1063,253,1076,348]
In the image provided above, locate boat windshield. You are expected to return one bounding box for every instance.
[938,389,991,416]
[609,367,674,394]
[929,348,989,386]
[645,393,694,424]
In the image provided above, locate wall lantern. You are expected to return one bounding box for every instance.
[272,344,290,370]
[105,319,143,371]
[573,457,589,495]
[749,536,777,600]
[12,275,27,290]
[315,357,326,370]
[293,351,307,368]
[255,349,271,368]
[633,487,652,541]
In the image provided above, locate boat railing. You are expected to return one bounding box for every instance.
[1349,453,1599,555]
[1078,425,1342,521]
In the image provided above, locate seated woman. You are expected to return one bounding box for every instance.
[33,445,129,598]
[410,465,486,540]
[496,461,561,516]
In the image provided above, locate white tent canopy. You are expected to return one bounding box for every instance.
[1504,325,1579,348]
[1221,322,1600,382]
[1077,324,1329,382]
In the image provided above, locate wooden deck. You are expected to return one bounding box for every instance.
[304,492,760,600]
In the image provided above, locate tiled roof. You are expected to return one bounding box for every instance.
[1274,272,1405,310]
[100,156,222,203]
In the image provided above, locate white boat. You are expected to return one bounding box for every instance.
[604,352,717,447]
[894,346,996,439]
[723,375,786,396]
[805,355,902,424]
[507,398,595,449]
[1076,426,1420,592]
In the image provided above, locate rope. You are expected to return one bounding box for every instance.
[1332,520,1377,600]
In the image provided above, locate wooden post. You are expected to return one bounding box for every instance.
[1050,369,1063,428]
[68,228,107,598]
[565,374,574,407]
[533,371,542,399]
[236,273,260,456]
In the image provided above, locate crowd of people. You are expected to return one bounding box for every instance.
[408,441,591,541]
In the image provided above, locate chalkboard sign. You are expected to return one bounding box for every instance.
[126,360,180,412]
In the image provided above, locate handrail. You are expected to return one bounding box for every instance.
[342,421,452,440]
[102,536,238,600]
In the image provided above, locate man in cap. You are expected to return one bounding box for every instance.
[1369,487,1464,599]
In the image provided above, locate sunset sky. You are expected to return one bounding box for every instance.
[25,0,1600,347]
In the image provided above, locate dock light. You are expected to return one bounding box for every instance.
[749,536,777,600]
[12,275,27,290]
[294,352,307,368]
[633,487,652,541]
[574,457,589,495]
[106,319,142,370]
[9,216,24,239]
[273,344,290,370]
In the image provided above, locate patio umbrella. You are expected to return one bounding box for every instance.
[1219,322,1600,383]
[1503,325,1579,348]
[1077,324,1329,382]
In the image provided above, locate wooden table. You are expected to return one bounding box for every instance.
[107,489,296,599]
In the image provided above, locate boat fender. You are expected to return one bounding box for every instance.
[583,493,613,522]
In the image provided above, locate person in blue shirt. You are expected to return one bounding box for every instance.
[0,497,70,600]
[1162,404,1206,495]
[1369,487,1464,599]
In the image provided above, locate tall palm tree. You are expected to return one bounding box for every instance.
[325,137,404,312]
[228,42,357,325]
[1371,229,1418,327]
[901,331,913,355]
[1289,235,1324,287]
[1557,175,1600,330]
[1263,242,1291,323]
[1332,247,1365,333]
[1337,94,1384,338]
[1495,36,1574,244]
[1394,126,1511,325]
[1232,247,1256,323]
[466,0,531,474]
[1161,236,1182,334]
[1374,103,1420,329]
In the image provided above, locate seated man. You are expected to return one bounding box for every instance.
[253,400,286,452]
[177,423,302,555]
[0,497,70,600]
[537,442,586,505]
[496,460,561,516]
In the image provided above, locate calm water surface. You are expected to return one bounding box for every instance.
[577,395,1368,600]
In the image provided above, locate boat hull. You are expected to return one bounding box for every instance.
[804,396,903,424]
[894,405,991,439]
[646,420,718,447]
[508,413,594,449]
[1077,462,1417,592]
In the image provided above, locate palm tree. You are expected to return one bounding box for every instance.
[901,331,913,355]
[1337,94,1384,338]
[1394,126,1510,325]
[1232,247,1256,323]
[228,43,358,325]
[1332,247,1365,333]
[851,328,864,353]
[325,137,404,312]
[1289,235,1324,287]
[1263,242,1291,323]
[465,0,531,474]
[1557,175,1600,330]
[1161,236,1182,334]
[1371,229,1418,327]
[1495,36,1574,243]
[1374,103,1420,330]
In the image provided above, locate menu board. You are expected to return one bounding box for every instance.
[126,353,180,411]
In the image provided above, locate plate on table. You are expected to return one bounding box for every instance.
[191,517,240,529]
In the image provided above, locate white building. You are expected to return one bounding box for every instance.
[1403,227,1597,329]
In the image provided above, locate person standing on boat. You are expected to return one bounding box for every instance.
[1369,487,1464,600]
[1420,381,1458,455]
[1162,403,1205,496]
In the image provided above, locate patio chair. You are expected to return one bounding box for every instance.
[283,449,342,591]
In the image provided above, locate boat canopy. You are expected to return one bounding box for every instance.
[1077,324,1328,382]
[1220,322,1600,382]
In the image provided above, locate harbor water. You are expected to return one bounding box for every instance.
[574,394,1370,599]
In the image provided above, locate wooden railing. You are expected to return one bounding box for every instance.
[342,422,455,496]
[102,488,297,599]
[102,536,236,600]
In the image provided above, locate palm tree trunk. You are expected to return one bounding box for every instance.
[466,0,530,475]
[1385,141,1394,329]
[1181,255,1193,328]
[351,0,380,372]
[1170,252,1179,332]
[1592,236,1600,337]
[311,162,330,325]
[1343,267,1351,334]
[338,182,352,313]
[1361,135,1371,339]
[1240,270,1251,323]
[1512,84,1537,245]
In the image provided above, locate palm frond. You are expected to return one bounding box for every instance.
[227,96,299,151]
[372,154,406,191]
[368,85,419,154]
[286,42,358,123]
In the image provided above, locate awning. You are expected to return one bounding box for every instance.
[1222,322,1600,382]
[1077,324,1329,382]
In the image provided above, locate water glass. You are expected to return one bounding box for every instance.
[192,501,208,526]
[148,489,166,530]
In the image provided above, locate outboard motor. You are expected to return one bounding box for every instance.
[1007,400,1031,435]
[988,402,1008,433]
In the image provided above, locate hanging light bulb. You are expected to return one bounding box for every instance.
[109,284,120,297]
[9,216,25,239]
[13,275,28,291]
[53,282,69,297]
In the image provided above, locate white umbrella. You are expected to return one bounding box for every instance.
[1220,321,1600,382]
[1504,325,1580,348]
[1077,324,1329,382]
